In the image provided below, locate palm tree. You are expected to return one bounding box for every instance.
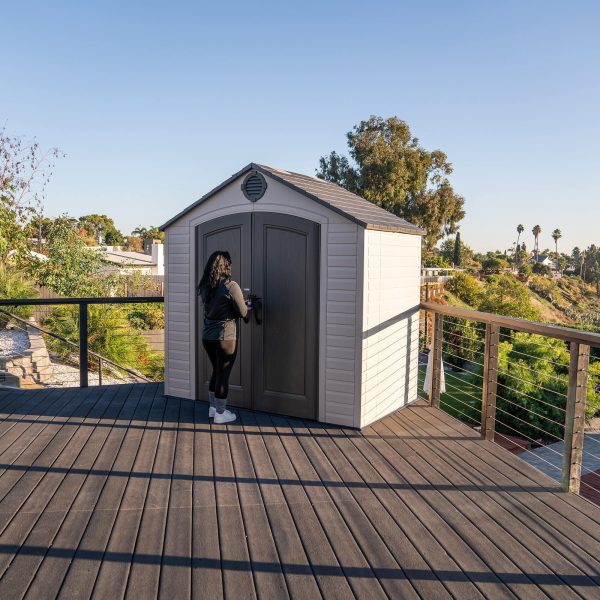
[516,224,524,264]
[552,229,562,272]
[532,225,542,263]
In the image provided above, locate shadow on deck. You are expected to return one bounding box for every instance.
[0,382,598,599]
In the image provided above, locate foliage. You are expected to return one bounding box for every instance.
[482,255,509,272]
[532,262,552,276]
[0,132,61,264]
[78,214,124,245]
[492,333,600,440]
[124,236,144,252]
[442,317,483,369]
[43,304,150,372]
[138,352,164,380]
[317,116,465,249]
[445,272,482,307]
[131,225,165,244]
[0,265,39,325]
[30,216,111,296]
[127,303,164,330]
[423,254,452,268]
[440,236,473,267]
[519,263,533,276]
[581,245,600,296]
[478,275,541,320]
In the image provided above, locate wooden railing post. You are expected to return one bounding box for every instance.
[561,342,590,493]
[429,312,443,407]
[481,323,500,441]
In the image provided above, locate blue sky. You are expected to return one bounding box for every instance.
[2,0,599,253]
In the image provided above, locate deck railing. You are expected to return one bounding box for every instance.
[0,297,164,389]
[420,301,600,502]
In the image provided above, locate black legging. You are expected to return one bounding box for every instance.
[202,339,237,399]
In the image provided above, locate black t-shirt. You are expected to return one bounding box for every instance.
[202,279,248,340]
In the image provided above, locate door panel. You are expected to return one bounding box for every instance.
[196,211,320,419]
[196,214,252,407]
[252,213,320,419]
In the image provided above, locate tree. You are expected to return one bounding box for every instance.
[317,116,465,249]
[453,232,461,267]
[551,228,562,271]
[78,214,124,245]
[445,272,482,306]
[0,131,61,264]
[131,225,165,243]
[440,235,473,266]
[532,225,542,263]
[516,224,524,264]
[30,216,110,296]
[478,274,540,320]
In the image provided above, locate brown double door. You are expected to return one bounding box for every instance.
[196,212,320,420]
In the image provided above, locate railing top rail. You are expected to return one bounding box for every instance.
[421,301,600,348]
[0,296,164,306]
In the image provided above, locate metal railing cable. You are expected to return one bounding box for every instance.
[422,302,600,500]
[0,304,155,386]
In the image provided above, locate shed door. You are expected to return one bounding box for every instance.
[197,214,252,408]
[196,212,319,420]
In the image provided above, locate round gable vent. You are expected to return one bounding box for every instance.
[242,171,267,202]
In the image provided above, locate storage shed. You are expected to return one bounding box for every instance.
[160,163,424,428]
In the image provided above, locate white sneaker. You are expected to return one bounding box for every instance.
[209,406,216,418]
[213,409,237,424]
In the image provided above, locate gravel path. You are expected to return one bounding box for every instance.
[0,329,30,357]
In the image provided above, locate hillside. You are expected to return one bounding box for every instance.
[442,273,600,331]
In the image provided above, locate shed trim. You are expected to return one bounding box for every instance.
[160,162,425,235]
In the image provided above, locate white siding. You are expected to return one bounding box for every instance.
[163,174,361,427]
[359,229,421,428]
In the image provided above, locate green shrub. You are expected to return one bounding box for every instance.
[43,304,150,373]
[479,275,540,320]
[127,303,164,330]
[445,272,482,307]
[0,265,39,326]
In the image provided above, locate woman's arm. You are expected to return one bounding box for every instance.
[228,281,248,319]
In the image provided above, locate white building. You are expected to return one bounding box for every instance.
[98,243,164,277]
[160,164,423,428]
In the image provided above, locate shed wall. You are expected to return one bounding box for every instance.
[360,229,421,427]
[164,174,362,426]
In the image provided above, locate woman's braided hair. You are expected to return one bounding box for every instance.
[198,250,232,304]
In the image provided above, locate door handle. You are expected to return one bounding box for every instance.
[248,294,263,325]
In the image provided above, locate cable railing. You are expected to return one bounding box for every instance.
[0,296,164,390]
[420,301,600,505]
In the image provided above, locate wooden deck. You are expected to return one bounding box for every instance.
[0,383,598,599]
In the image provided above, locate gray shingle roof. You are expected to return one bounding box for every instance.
[160,163,424,235]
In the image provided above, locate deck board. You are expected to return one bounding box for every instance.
[0,384,597,599]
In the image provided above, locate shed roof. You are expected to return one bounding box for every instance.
[160,163,424,234]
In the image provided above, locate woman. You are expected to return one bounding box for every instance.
[198,250,249,423]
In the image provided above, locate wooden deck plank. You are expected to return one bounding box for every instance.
[239,409,324,599]
[419,402,600,526]
[227,413,289,599]
[284,416,421,600]
[21,384,143,599]
[406,405,600,582]
[210,413,256,599]
[416,404,600,546]
[58,383,160,598]
[331,425,485,599]
[0,384,134,598]
[125,392,180,598]
[254,410,388,600]
[0,384,596,599]
[190,400,223,600]
[386,407,592,599]
[158,397,194,600]
[91,387,168,600]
